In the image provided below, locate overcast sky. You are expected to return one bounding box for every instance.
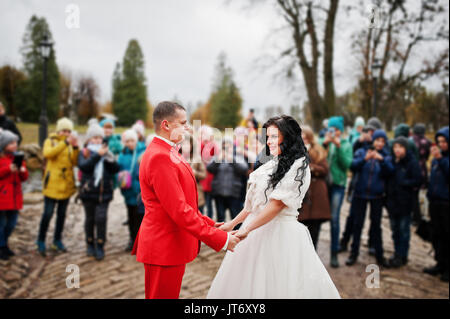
[0,0,447,120]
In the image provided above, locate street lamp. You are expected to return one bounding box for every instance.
[38,33,53,147]
[371,58,382,117]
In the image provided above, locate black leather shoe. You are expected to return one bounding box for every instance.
[423,265,443,276]
[376,257,391,268]
[388,256,403,268]
[345,254,358,266]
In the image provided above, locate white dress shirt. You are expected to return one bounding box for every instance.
[154,135,230,251]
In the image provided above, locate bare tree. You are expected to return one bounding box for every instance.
[238,0,340,131]
[352,0,449,129]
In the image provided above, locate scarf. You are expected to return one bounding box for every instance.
[87,143,104,187]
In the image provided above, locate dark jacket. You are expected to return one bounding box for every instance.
[351,147,394,199]
[207,155,248,199]
[78,148,120,203]
[427,126,449,202]
[386,151,422,216]
[0,115,22,145]
[388,124,419,160]
[411,133,432,187]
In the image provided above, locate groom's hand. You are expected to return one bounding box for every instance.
[226,234,240,252]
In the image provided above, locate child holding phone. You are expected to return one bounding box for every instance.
[0,130,28,260]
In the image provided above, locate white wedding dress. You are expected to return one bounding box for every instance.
[207,156,341,299]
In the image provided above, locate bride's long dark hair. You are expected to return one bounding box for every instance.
[262,115,310,203]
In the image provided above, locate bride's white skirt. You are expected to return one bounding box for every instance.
[207,215,341,299]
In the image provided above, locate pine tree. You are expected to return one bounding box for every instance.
[210,53,243,130]
[112,39,148,126]
[17,15,60,122]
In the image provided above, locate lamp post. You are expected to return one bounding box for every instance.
[38,33,53,147]
[371,58,382,117]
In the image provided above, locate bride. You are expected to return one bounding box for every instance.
[207,115,341,299]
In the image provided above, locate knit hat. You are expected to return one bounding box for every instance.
[393,136,409,150]
[354,116,365,129]
[56,117,74,132]
[132,122,145,137]
[328,116,344,132]
[122,129,138,142]
[367,117,382,130]
[99,118,115,128]
[0,130,19,152]
[413,123,426,136]
[85,124,104,142]
[372,129,388,142]
[394,123,410,138]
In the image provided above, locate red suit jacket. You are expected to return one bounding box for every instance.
[132,137,228,266]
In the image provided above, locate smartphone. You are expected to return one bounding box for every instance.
[102,137,109,146]
[328,127,336,137]
[13,151,25,168]
[368,145,375,151]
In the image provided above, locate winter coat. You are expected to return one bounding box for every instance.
[298,157,331,221]
[427,126,449,202]
[200,141,218,193]
[42,133,79,200]
[78,148,120,203]
[351,147,394,199]
[319,137,353,187]
[0,153,28,210]
[118,146,145,206]
[386,151,422,216]
[207,155,248,199]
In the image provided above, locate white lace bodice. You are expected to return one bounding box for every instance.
[244,156,311,220]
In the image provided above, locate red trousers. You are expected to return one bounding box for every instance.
[144,264,186,299]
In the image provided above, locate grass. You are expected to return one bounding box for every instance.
[17,122,155,145]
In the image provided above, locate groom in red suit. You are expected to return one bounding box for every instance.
[132,101,241,299]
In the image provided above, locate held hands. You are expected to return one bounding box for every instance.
[234,226,250,240]
[226,233,241,252]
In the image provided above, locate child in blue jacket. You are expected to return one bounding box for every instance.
[385,136,422,268]
[346,129,394,268]
[423,126,449,282]
[118,129,145,251]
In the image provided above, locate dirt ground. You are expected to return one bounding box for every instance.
[0,189,448,299]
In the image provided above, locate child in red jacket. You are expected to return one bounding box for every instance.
[0,130,28,260]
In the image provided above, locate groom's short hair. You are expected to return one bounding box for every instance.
[153,101,186,130]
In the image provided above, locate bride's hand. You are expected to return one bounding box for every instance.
[218,222,234,232]
[214,222,225,228]
[235,227,250,240]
